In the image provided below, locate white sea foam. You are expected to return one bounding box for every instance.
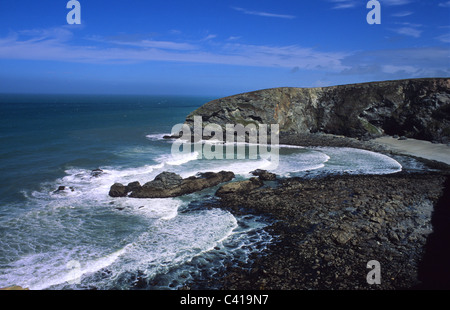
[270,149,331,177]
[111,208,238,282]
[163,151,200,166]
[0,158,245,290]
[30,247,128,290]
[312,147,402,175]
[1,141,403,290]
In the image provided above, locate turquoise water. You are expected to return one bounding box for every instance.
[0,94,403,290]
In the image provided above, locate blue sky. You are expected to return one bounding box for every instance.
[0,0,449,96]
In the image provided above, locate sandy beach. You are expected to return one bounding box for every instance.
[373,136,450,166]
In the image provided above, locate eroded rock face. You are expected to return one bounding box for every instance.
[109,171,235,198]
[185,78,450,143]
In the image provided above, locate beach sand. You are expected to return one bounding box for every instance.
[373,136,450,166]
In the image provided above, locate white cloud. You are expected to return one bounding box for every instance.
[105,39,197,51]
[0,27,348,71]
[232,7,296,19]
[202,34,217,41]
[439,1,450,7]
[227,36,242,41]
[391,11,413,17]
[341,46,450,78]
[390,22,423,38]
[329,0,358,9]
[436,33,450,43]
[1,27,447,82]
[382,64,417,74]
[328,0,414,10]
[382,0,413,6]
[392,27,422,37]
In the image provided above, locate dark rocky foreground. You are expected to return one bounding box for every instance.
[173,133,450,290]
[207,171,450,290]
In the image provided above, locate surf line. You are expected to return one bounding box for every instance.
[170,116,280,169]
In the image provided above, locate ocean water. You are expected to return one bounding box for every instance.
[0,94,404,290]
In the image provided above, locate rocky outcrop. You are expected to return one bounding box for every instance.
[250,169,277,181]
[184,78,450,143]
[216,177,264,197]
[109,183,133,197]
[109,171,235,198]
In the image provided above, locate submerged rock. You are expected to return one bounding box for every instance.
[91,168,104,177]
[53,186,75,194]
[54,186,66,193]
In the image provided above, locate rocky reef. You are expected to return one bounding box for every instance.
[205,171,450,290]
[184,78,450,143]
[109,171,235,198]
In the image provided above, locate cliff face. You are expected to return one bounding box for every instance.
[186,78,450,143]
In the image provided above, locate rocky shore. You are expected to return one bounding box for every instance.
[213,171,449,290]
[174,78,450,290]
[109,171,235,198]
[182,134,450,290]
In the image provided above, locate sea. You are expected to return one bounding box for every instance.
[0,93,408,290]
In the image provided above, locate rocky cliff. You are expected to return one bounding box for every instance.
[185,78,450,143]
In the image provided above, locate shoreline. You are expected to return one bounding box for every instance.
[372,136,450,166]
[279,133,450,170]
[188,133,450,290]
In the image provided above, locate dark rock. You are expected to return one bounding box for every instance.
[331,229,354,245]
[144,172,183,190]
[209,172,449,290]
[54,186,66,193]
[127,181,141,192]
[122,171,235,198]
[91,169,104,177]
[250,169,277,181]
[109,183,128,197]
